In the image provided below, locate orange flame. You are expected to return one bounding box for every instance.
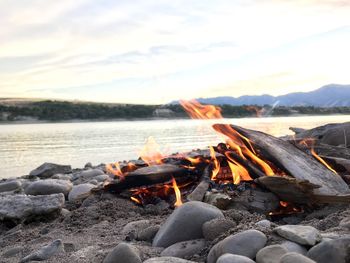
[209,146,220,180]
[226,152,252,183]
[180,100,274,178]
[106,162,124,179]
[172,177,183,207]
[180,100,223,119]
[139,136,165,165]
[299,139,337,174]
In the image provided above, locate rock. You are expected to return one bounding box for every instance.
[280,241,308,255]
[85,162,93,168]
[307,237,350,263]
[152,201,224,248]
[256,244,288,263]
[0,180,22,193]
[51,173,72,180]
[204,192,232,209]
[25,179,73,196]
[160,239,206,258]
[20,239,64,262]
[202,218,236,241]
[274,225,322,246]
[255,219,272,228]
[0,194,65,223]
[103,243,141,263]
[89,179,98,185]
[30,163,71,178]
[68,183,96,202]
[143,257,196,263]
[339,217,350,230]
[137,225,160,242]
[94,174,110,182]
[122,220,151,236]
[207,229,267,263]
[72,169,105,184]
[280,252,316,263]
[216,253,255,263]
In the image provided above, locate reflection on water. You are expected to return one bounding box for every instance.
[0,115,349,178]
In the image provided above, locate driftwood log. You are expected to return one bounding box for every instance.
[256,176,350,204]
[213,124,350,196]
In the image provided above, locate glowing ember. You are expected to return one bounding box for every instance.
[139,136,165,165]
[172,177,183,207]
[130,196,141,204]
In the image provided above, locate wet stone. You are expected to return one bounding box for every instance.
[207,229,267,263]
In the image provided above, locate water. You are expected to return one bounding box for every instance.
[0,115,349,178]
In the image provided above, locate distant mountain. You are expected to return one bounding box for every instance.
[184,84,350,107]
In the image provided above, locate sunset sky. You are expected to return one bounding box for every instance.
[0,0,350,104]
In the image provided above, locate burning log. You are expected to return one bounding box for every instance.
[213,124,349,196]
[105,164,192,193]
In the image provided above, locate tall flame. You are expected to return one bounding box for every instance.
[106,162,124,179]
[180,100,274,178]
[172,177,183,207]
[209,146,220,180]
[139,136,165,165]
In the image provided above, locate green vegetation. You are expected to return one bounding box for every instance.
[0,100,350,122]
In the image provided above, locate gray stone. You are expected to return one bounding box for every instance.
[202,218,236,241]
[0,194,65,223]
[256,244,288,263]
[307,237,350,263]
[137,225,160,242]
[0,180,22,193]
[51,173,72,180]
[20,239,64,262]
[30,163,71,178]
[280,252,316,263]
[255,219,272,228]
[68,183,96,202]
[103,243,141,263]
[94,174,110,182]
[280,241,308,255]
[89,179,98,185]
[143,257,196,263]
[122,220,151,236]
[339,217,350,230]
[204,192,232,209]
[72,169,105,184]
[152,201,224,248]
[217,254,255,263]
[207,229,267,263]
[160,239,206,258]
[187,180,209,202]
[25,179,73,196]
[274,225,322,246]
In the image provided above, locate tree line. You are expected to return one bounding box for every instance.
[1,100,350,121]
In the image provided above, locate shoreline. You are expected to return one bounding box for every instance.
[1,113,350,125]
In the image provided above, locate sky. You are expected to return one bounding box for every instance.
[0,0,350,104]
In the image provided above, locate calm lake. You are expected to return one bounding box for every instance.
[1,115,349,178]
